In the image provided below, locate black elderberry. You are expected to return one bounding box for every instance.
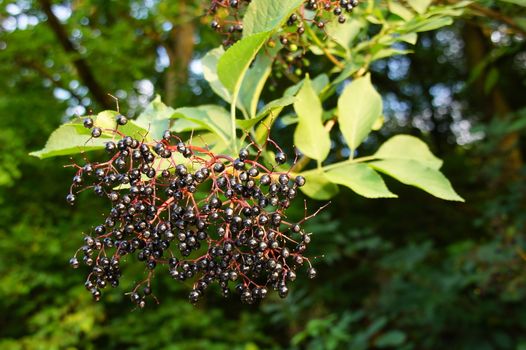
[66,193,76,205]
[295,175,306,187]
[116,114,128,125]
[105,141,116,153]
[278,285,289,298]
[69,257,79,268]
[260,174,271,186]
[275,152,287,164]
[91,127,102,138]
[91,288,102,301]
[83,117,94,129]
[239,148,249,160]
[233,158,245,170]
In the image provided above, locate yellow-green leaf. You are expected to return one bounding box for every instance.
[293,76,331,161]
[369,159,464,201]
[325,163,397,198]
[373,135,443,169]
[300,169,339,200]
[338,74,383,154]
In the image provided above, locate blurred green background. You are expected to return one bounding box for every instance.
[1,0,526,349]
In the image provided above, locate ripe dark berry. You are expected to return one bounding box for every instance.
[83,117,94,129]
[295,175,306,187]
[91,288,102,301]
[278,285,289,298]
[239,148,249,160]
[91,127,102,138]
[105,141,116,153]
[189,290,200,303]
[116,114,128,125]
[279,174,289,185]
[275,152,287,164]
[130,292,141,303]
[69,257,79,268]
[260,174,271,186]
[66,193,76,205]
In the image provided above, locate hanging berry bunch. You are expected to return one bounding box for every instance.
[207,0,248,47]
[67,114,323,307]
[207,0,360,48]
[207,0,359,81]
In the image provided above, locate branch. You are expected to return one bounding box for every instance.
[17,57,84,103]
[440,0,526,37]
[469,2,526,37]
[164,0,195,105]
[38,0,112,109]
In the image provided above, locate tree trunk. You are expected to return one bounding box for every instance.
[462,23,523,181]
[164,2,195,106]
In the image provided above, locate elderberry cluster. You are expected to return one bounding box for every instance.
[207,0,360,49]
[67,114,320,307]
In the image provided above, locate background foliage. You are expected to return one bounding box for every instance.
[1,0,526,349]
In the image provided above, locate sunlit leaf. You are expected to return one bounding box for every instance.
[325,163,397,198]
[293,76,331,161]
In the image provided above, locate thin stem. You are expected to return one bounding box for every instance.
[297,155,379,176]
[305,24,344,69]
[230,95,239,155]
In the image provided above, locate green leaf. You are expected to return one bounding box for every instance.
[238,96,296,130]
[218,32,270,94]
[236,113,269,130]
[325,163,397,198]
[293,76,331,161]
[398,32,418,45]
[30,124,110,159]
[285,74,330,97]
[372,115,384,131]
[300,170,339,200]
[388,1,414,20]
[171,105,231,145]
[406,0,433,14]
[369,159,464,201]
[375,330,407,348]
[326,19,364,51]
[373,135,443,169]
[371,48,413,61]
[333,61,362,86]
[403,16,453,32]
[218,32,271,148]
[484,67,499,94]
[257,96,296,119]
[91,110,117,130]
[498,0,526,6]
[202,47,231,103]
[30,110,151,159]
[93,110,150,141]
[135,95,174,140]
[337,73,383,154]
[238,45,277,118]
[170,118,205,133]
[242,0,304,36]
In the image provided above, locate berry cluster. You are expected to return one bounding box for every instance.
[207,0,360,48]
[67,114,321,306]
